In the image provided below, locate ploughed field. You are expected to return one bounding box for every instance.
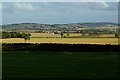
[1,33,119,45]
[3,51,119,78]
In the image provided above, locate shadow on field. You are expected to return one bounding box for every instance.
[2,43,120,52]
[2,43,120,80]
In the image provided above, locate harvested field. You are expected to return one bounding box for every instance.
[1,38,119,45]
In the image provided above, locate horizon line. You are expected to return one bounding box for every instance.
[1,21,119,25]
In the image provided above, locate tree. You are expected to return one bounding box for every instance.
[60,31,64,38]
[21,33,31,43]
[115,33,119,38]
[66,31,70,37]
[64,35,67,38]
[23,34,30,43]
[21,32,26,39]
[6,32,11,38]
[2,32,8,38]
[28,33,31,36]
[89,33,92,36]
[82,33,85,36]
[11,33,17,38]
[16,32,22,38]
[81,31,86,37]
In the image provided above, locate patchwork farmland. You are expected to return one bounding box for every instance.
[1,33,119,45]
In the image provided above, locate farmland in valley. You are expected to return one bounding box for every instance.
[1,33,119,45]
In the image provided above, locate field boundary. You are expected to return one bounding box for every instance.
[2,43,120,52]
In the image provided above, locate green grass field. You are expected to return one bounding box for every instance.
[3,51,119,79]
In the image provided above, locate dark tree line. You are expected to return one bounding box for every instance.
[2,32,31,42]
[2,43,120,52]
[2,32,31,38]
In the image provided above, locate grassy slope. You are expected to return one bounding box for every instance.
[3,51,119,78]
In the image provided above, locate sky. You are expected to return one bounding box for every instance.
[0,0,119,25]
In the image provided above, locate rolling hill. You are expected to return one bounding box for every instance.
[1,22,118,31]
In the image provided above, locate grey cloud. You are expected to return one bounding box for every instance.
[2,2,118,13]
[2,3,15,13]
[2,2,35,13]
[14,2,35,12]
[61,2,118,11]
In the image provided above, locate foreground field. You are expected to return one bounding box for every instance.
[1,38,118,45]
[3,51,119,78]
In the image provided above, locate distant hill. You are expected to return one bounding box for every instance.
[71,22,118,27]
[2,22,118,30]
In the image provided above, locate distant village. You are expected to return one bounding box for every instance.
[26,25,119,34]
[1,23,119,35]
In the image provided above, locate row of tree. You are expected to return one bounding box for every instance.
[60,31,120,38]
[115,33,120,38]
[2,32,31,42]
[2,43,120,51]
[60,31,70,38]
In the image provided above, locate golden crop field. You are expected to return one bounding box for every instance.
[31,33,61,38]
[30,33,83,38]
[1,33,119,45]
[30,33,115,38]
[98,34,115,37]
[1,38,118,45]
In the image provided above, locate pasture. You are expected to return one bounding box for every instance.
[3,51,119,78]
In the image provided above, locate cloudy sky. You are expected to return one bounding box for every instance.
[0,0,119,25]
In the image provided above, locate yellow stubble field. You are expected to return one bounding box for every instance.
[1,33,119,45]
[1,38,118,45]
[30,33,116,38]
